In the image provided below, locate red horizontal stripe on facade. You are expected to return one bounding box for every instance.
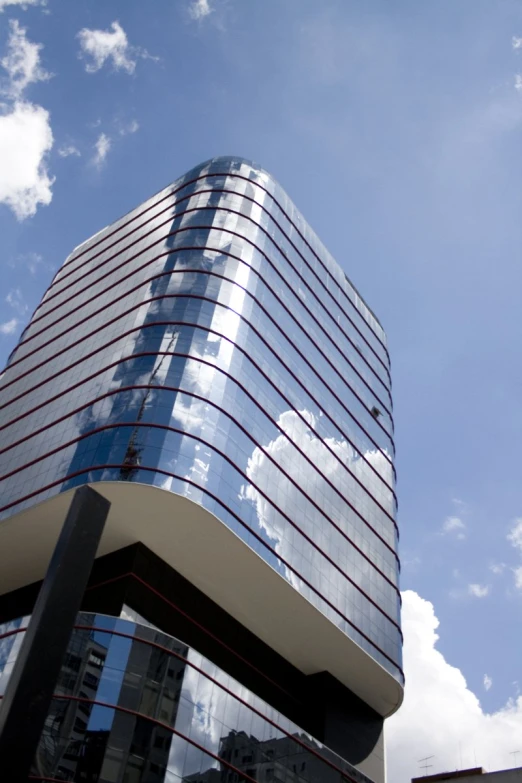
[0,463,403,671]
[25,211,391,391]
[0,621,382,783]
[55,170,390,361]
[0,374,398,553]
[0,331,398,536]
[5,249,395,468]
[31,694,259,783]
[1,315,395,514]
[88,575,301,701]
[2,282,395,472]
[3,282,394,449]
[7,257,393,424]
[0,417,400,604]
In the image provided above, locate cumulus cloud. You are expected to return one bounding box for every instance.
[442,515,466,539]
[0,318,18,335]
[92,132,111,169]
[57,143,80,158]
[468,583,490,598]
[77,21,156,74]
[484,674,493,692]
[386,591,522,783]
[1,20,51,99]
[189,0,213,20]
[0,20,54,219]
[239,406,399,668]
[512,36,522,50]
[0,0,45,10]
[513,566,522,590]
[0,101,54,219]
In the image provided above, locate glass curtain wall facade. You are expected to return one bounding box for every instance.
[0,611,380,783]
[0,156,402,782]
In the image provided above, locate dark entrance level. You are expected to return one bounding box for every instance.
[0,541,383,766]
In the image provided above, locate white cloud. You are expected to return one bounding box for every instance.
[442,516,466,539]
[507,521,522,590]
[57,144,80,158]
[507,518,522,553]
[386,591,522,783]
[5,288,28,315]
[11,251,47,274]
[0,21,54,220]
[512,36,522,50]
[0,101,54,219]
[0,0,45,10]
[452,497,466,510]
[119,119,139,136]
[468,583,490,598]
[78,22,135,74]
[515,75,522,92]
[1,20,51,99]
[92,132,111,169]
[489,562,506,575]
[0,318,18,334]
[513,566,522,590]
[484,674,493,691]
[402,554,421,570]
[189,0,213,20]
[240,406,398,657]
[77,21,156,75]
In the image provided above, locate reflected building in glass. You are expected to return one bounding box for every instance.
[0,156,403,783]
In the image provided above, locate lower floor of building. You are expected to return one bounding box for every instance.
[0,543,385,783]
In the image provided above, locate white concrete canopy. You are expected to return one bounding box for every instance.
[0,482,403,717]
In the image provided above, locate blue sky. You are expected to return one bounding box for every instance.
[1,0,522,779]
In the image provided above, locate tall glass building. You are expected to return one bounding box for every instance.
[0,157,402,783]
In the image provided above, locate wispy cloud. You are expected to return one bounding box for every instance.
[0,19,52,99]
[489,562,506,575]
[0,0,46,11]
[77,21,157,75]
[119,119,139,136]
[58,144,81,158]
[468,583,490,598]
[442,515,466,539]
[5,288,28,315]
[507,518,522,552]
[507,520,522,590]
[512,36,522,50]
[402,554,421,570]
[8,251,51,275]
[189,0,213,20]
[92,132,111,169]
[483,674,492,691]
[0,318,18,335]
[20,252,45,274]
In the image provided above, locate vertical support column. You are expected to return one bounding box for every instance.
[0,486,110,781]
